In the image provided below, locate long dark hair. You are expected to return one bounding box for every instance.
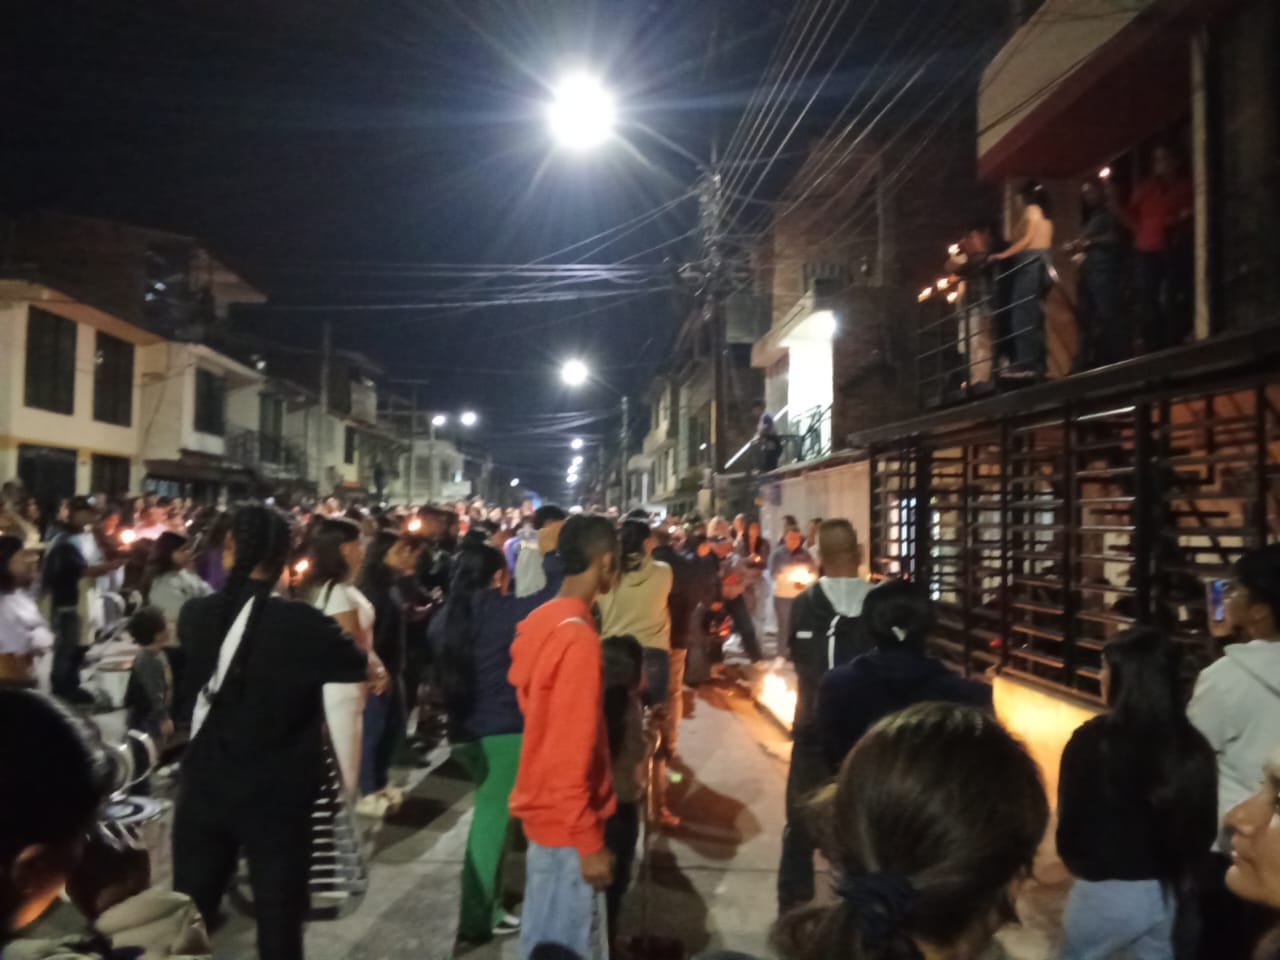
[358,530,400,601]
[437,543,505,720]
[1101,627,1218,888]
[863,580,934,654]
[774,703,1047,960]
[307,517,361,590]
[619,519,651,574]
[0,535,23,593]
[1019,180,1051,219]
[212,504,293,703]
[143,531,190,598]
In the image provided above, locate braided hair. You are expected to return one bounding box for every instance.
[216,504,292,702]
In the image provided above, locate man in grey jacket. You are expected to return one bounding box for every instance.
[1187,542,1280,958]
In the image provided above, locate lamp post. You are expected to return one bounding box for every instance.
[423,410,477,505]
[546,73,727,511]
[561,358,630,509]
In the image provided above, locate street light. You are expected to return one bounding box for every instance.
[571,437,585,451]
[561,358,590,387]
[431,413,447,427]
[559,357,631,507]
[547,73,616,151]
[460,410,479,427]
[510,477,520,487]
[572,455,583,466]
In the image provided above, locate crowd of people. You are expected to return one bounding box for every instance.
[2,476,1279,960]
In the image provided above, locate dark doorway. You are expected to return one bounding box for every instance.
[17,444,77,516]
[90,454,131,499]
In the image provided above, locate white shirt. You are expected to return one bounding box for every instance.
[77,532,123,595]
[317,581,374,649]
[0,590,55,656]
[133,522,171,541]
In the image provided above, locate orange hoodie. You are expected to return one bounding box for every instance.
[508,596,617,855]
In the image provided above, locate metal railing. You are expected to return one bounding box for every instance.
[730,404,834,474]
[916,255,1057,409]
[225,427,309,478]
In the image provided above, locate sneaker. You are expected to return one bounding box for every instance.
[379,785,406,812]
[655,806,681,828]
[493,912,521,936]
[355,792,391,819]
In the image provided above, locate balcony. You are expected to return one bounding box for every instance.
[727,403,833,475]
[225,427,309,480]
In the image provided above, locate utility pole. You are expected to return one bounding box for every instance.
[406,387,418,506]
[620,394,630,508]
[702,162,729,513]
[702,0,728,514]
[317,318,332,497]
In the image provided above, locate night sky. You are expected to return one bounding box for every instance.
[2,0,1004,493]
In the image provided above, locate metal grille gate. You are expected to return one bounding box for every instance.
[868,379,1280,702]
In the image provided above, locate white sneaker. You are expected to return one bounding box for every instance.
[355,792,390,819]
[493,912,520,936]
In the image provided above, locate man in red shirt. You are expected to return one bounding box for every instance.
[509,514,619,960]
[1121,145,1194,351]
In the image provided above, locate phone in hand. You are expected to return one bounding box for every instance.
[1206,579,1232,637]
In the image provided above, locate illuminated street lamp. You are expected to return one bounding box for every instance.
[561,358,590,387]
[431,413,447,427]
[560,357,631,508]
[510,477,520,487]
[571,437,585,451]
[460,410,479,427]
[547,73,616,151]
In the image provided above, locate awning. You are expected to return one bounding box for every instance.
[977,0,1233,179]
[144,454,256,485]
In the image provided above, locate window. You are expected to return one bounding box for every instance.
[93,331,134,426]
[260,394,284,463]
[194,369,226,436]
[344,425,357,464]
[24,307,77,415]
[91,454,131,497]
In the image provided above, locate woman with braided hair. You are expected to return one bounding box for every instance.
[774,702,1048,960]
[172,504,384,960]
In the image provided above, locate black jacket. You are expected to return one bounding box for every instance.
[788,579,875,746]
[178,582,368,809]
[818,647,992,767]
[654,545,705,651]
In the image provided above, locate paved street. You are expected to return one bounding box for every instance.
[198,678,795,960]
[119,672,1068,960]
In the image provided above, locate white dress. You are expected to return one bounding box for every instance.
[316,581,374,796]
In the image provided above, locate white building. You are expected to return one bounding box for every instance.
[0,280,158,498]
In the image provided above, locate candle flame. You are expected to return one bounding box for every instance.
[119,529,137,545]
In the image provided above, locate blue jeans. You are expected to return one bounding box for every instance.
[1061,878,1174,960]
[1007,250,1048,373]
[358,681,403,796]
[520,841,608,960]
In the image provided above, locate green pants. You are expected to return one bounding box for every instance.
[453,733,522,941]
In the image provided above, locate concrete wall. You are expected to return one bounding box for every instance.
[759,460,872,576]
[993,673,1101,804]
